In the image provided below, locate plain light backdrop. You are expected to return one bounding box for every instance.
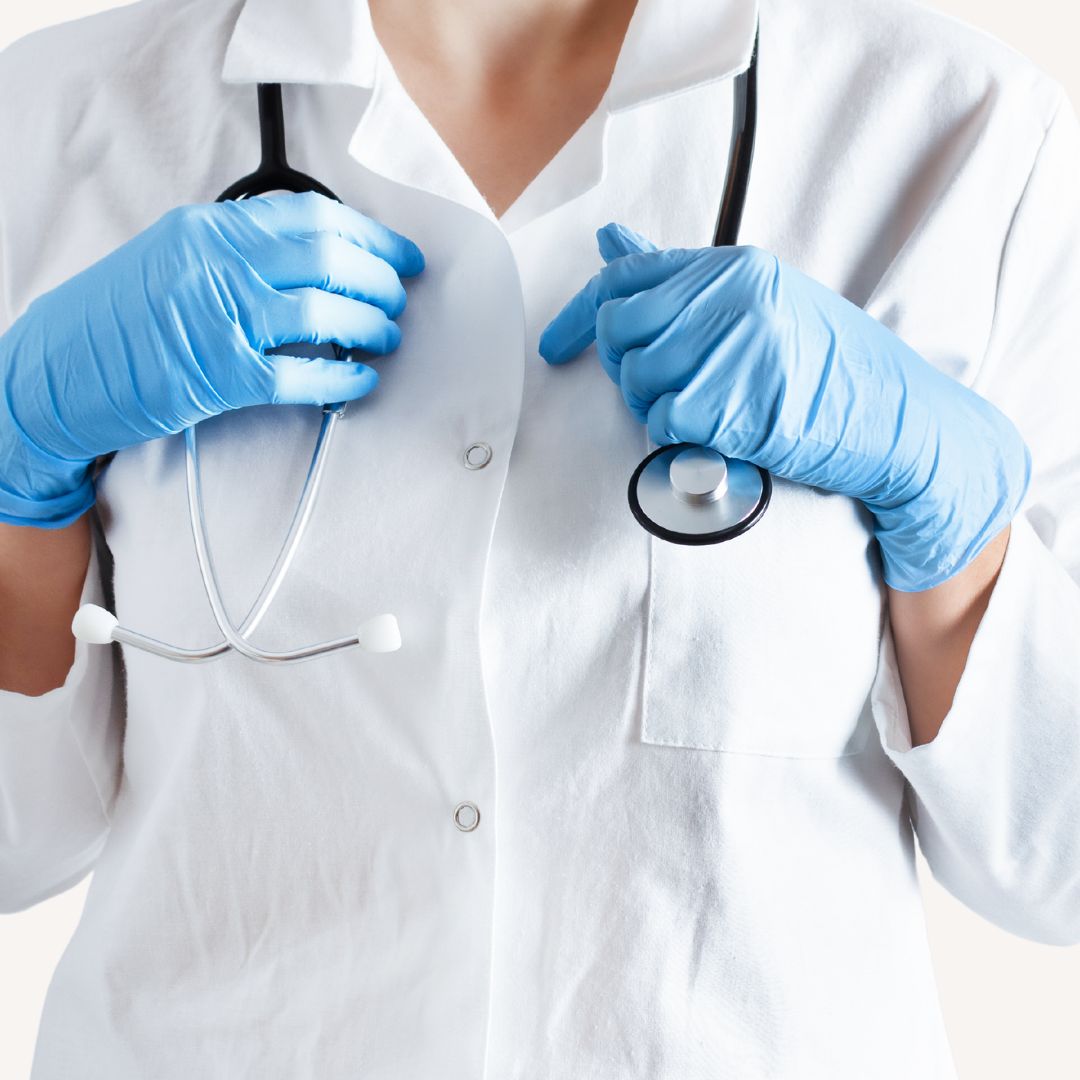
[1,2,1078,1078]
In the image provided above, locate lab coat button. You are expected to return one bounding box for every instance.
[463,442,493,470]
[453,801,481,832]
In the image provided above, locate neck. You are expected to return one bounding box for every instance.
[365,0,639,217]
[368,0,638,90]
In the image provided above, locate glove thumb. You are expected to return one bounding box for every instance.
[596,222,660,263]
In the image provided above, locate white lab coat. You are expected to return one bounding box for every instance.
[1,0,1078,1076]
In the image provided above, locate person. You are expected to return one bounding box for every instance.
[0,0,1077,1076]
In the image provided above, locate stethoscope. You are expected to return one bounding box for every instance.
[628,30,770,545]
[73,83,401,664]
[72,33,767,664]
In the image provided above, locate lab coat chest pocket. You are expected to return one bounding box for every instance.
[641,481,884,757]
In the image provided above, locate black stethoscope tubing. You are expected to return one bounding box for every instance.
[218,83,340,203]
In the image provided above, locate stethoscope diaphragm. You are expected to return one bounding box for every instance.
[628,443,771,545]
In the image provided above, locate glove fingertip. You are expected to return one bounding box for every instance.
[597,222,658,262]
[337,363,380,401]
[537,324,564,364]
[377,318,403,355]
[646,392,681,447]
[270,354,379,405]
[538,322,588,365]
[385,283,408,320]
[393,237,426,277]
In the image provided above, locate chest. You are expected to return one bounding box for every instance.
[13,56,1005,762]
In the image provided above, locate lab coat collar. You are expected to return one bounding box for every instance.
[221,0,759,108]
[222,0,380,86]
[220,0,759,228]
[606,0,759,112]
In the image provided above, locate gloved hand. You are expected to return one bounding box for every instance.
[0,191,424,529]
[539,223,1030,591]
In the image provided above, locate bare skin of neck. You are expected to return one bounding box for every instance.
[368,0,639,218]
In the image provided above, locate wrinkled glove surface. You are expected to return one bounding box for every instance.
[0,191,424,528]
[540,223,1029,591]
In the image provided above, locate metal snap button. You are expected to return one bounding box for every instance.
[453,801,481,832]
[463,442,493,470]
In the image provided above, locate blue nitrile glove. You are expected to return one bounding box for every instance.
[0,191,424,528]
[539,222,1030,591]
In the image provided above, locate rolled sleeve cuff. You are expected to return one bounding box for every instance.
[872,512,1080,762]
[870,512,1080,943]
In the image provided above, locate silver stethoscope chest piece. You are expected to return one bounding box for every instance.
[629,443,771,546]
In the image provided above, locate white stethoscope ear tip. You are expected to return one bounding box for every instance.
[357,613,401,654]
[72,604,120,645]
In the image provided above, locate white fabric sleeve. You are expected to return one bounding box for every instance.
[871,91,1080,946]
[0,531,124,913]
[0,124,124,913]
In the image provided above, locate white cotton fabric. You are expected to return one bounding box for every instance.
[1,0,1078,1076]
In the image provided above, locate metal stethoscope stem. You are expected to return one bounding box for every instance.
[182,402,395,664]
[75,400,401,663]
[73,85,401,664]
[184,409,343,657]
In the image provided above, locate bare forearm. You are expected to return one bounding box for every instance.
[886,525,1011,747]
[0,516,91,696]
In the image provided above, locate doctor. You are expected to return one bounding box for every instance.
[1,0,1078,1077]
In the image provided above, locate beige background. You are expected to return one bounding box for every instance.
[1,2,1078,1077]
